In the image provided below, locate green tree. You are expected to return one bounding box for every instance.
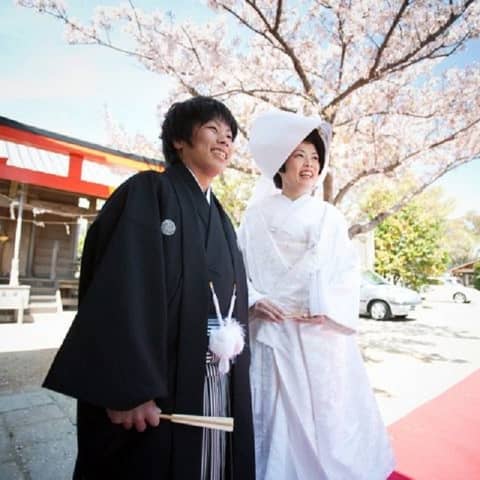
[445,217,478,267]
[362,187,451,290]
[474,263,480,291]
[465,211,480,236]
[212,169,255,227]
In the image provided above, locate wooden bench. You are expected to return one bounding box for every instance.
[58,279,79,309]
[0,286,31,323]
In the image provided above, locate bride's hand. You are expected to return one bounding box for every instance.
[251,299,285,323]
[293,314,327,324]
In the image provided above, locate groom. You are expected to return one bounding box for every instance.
[43,96,255,479]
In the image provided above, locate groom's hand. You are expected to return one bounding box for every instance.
[107,400,161,432]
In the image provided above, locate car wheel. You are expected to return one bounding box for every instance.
[369,300,391,320]
[453,292,467,303]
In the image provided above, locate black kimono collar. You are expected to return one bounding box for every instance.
[168,162,210,226]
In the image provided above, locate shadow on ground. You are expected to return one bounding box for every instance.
[359,312,479,365]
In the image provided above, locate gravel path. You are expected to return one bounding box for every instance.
[0,349,57,394]
[0,313,75,395]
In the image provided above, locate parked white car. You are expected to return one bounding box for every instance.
[422,276,474,303]
[360,271,422,320]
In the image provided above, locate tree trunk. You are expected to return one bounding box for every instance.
[323,172,334,203]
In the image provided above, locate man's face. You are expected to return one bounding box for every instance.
[174,118,234,179]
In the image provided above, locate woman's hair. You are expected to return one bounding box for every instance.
[161,96,238,165]
[273,129,326,189]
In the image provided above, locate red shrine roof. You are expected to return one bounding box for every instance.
[0,116,164,198]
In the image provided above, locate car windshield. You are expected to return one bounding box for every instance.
[362,271,390,285]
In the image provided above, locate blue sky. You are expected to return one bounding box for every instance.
[1,0,479,216]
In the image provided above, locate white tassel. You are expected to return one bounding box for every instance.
[208,282,245,374]
[209,319,245,375]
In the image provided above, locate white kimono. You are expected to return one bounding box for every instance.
[238,193,395,480]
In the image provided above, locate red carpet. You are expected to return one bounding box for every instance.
[387,369,480,480]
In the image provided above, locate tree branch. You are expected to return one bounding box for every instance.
[233,0,317,101]
[181,26,203,68]
[335,110,438,128]
[348,155,479,237]
[335,10,348,94]
[334,161,401,206]
[273,0,283,32]
[212,87,311,101]
[337,115,480,205]
[378,1,474,77]
[127,0,143,37]
[403,116,480,163]
[369,0,410,76]
[323,1,474,114]
[216,3,276,47]
[40,7,157,61]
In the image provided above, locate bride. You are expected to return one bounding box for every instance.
[238,110,395,480]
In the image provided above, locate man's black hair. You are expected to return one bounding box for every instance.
[273,129,326,189]
[161,96,238,165]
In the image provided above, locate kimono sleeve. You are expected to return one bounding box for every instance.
[309,209,360,334]
[237,219,265,308]
[43,172,170,410]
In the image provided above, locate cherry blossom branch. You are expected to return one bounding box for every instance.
[402,117,480,162]
[127,0,143,37]
[323,1,475,114]
[336,14,348,93]
[378,2,474,76]
[273,0,283,32]
[181,26,204,69]
[334,161,401,206]
[28,4,157,61]
[211,87,312,109]
[387,33,471,75]
[348,154,479,237]
[369,0,410,75]
[216,3,276,47]
[335,110,438,128]
[336,116,480,205]
[218,0,317,101]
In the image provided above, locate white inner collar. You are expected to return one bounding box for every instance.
[186,166,211,204]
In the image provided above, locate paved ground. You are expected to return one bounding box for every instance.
[0,388,76,480]
[0,301,479,479]
[0,313,77,480]
[359,299,480,424]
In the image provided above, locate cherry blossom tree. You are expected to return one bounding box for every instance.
[17,0,480,236]
[103,107,163,161]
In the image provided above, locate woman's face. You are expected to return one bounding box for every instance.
[279,141,321,198]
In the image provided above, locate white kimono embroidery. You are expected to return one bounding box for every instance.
[238,193,395,480]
